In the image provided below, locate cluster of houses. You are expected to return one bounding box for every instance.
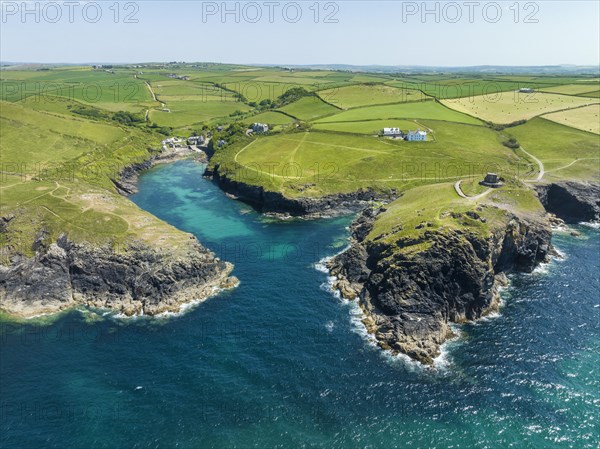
[251,123,269,134]
[166,73,190,81]
[382,127,427,141]
[187,135,205,146]
[161,135,206,151]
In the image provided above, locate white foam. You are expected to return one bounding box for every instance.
[110,285,226,322]
[579,221,600,229]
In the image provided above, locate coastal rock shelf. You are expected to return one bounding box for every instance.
[0,234,236,318]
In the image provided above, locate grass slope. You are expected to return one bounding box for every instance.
[314,100,483,125]
[508,117,600,181]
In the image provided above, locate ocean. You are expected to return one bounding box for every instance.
[1,160,598,449]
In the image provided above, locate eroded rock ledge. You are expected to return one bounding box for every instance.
[0,235,237,318]
[327,208,552,364]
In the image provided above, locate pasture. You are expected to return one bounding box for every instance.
[149,100,251,128]
[542,104,600,135]
[314,100,483,125]
[278,96,340,120]
[242,111,295,125]
[317,84,428,109]
[386,79,526,100]
[538,83,600,96]
[508,118,600,181]
[442,92,599,124]
[312,119,430,135]
[212,123,525,198]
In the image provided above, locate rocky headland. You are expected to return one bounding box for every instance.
[203,156,599,364]
[0,146,237,319]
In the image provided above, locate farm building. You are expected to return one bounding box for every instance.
[406,130,427,141]
[518,87,535,93]
[480,173,503,188]
[382,127,402,137]
[252,123,269,133]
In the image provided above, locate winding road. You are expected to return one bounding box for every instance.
[519,146,545,182]
[454,180,493,200]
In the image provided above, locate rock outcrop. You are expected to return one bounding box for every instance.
[327,209,552,364]
[0,235,237,318]
[536,181,600,223]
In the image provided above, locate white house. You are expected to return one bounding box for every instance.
[383,127,402,137]
[252,123,269,133]
[406,130,427,141]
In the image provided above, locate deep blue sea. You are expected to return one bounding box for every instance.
[1,160,598,449]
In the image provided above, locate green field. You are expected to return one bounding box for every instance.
[312,119,425,135]
[317,84,428,109]
[242,111,295,126]
[386,78,527,100]
[211,124,525,198]
[508,117,600,180]
[315,100,483,125]
[0,95,203,257]
[2,63,599,271]
[538,83,600,96]
[149,100,251,128]
[1,69,153,114]
[278,96,340,120]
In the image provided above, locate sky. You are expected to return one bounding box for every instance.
[1,1,599,66]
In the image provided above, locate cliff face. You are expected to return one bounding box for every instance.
[328,210,552,364]
[536,181,600,223]
[0,235,236,318]
[206,164,394,217]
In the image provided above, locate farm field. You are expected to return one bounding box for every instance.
[538,83,600,96]
[315,100,483,125]
[242,111,295,126]
[1,70,152,110]
[211,123,525,198]
[442,92,599,124]
[148,100,251,128]
[0,94,201,255]
[542,104,600,134]
[508,117,600,180]
[317,84,428,109]
[578,90,600,98]
[386,78,527,100]
[277,96,340,120]
[312,119,426,135]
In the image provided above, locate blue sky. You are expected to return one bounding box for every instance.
[1,1,599,66]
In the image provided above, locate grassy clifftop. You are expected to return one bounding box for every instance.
[0,99,194,260]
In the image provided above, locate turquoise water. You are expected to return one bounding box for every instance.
[1,160,598,449]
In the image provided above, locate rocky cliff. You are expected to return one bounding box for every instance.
[0,234,237,318]
[205,164,395,217]
[327,208,552,364]
[536,181,600,223]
